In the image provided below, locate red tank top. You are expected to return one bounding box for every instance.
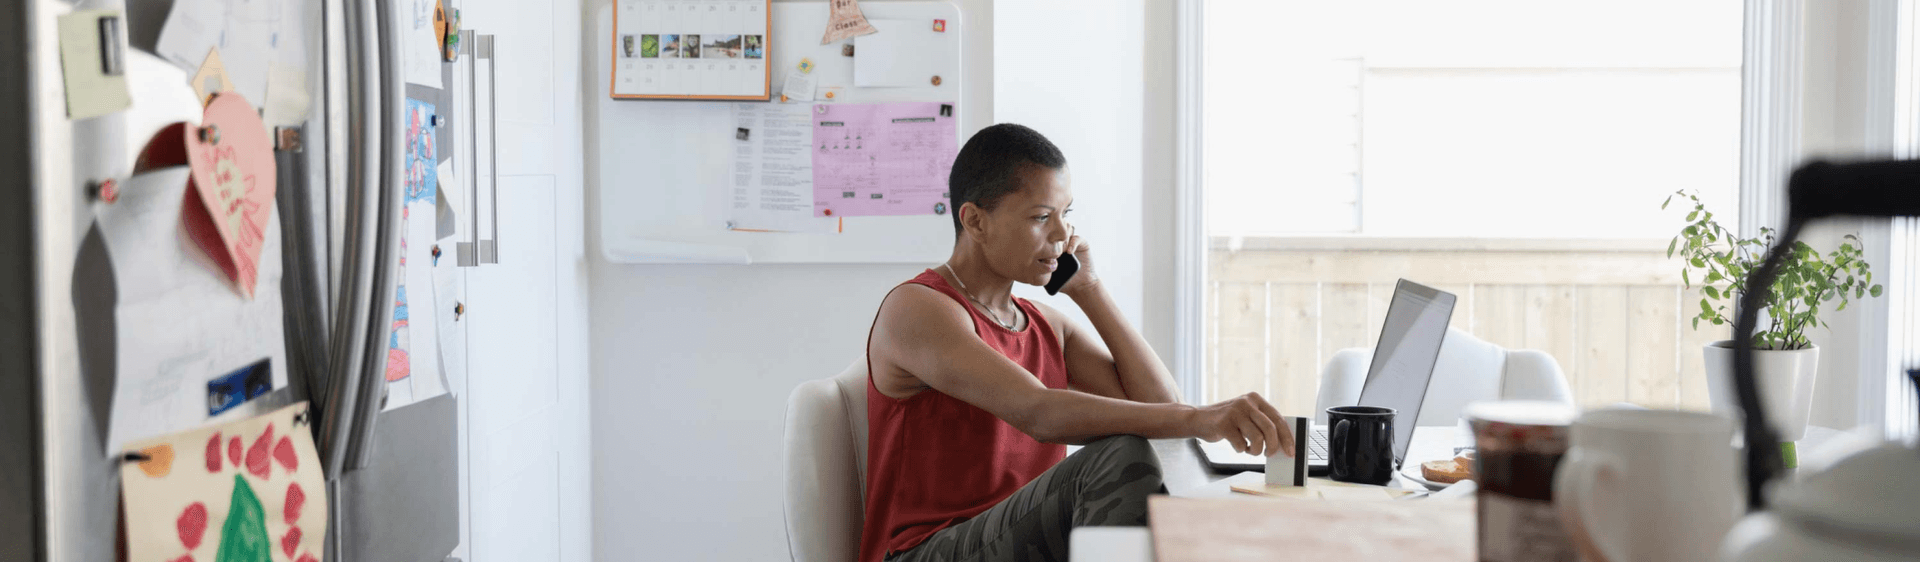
[859,269,1069,562]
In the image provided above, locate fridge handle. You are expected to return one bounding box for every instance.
[456,30,480,267]
[320,0,394,477]
[481,34,498,264]
[340,0,406,473]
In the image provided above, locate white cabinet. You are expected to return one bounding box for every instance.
[448,0,587,560]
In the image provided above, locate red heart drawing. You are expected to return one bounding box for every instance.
[281,526,301,558]
[245,424,274,479]
[228,436,242,467]
[181,93,277,298]
[204,433,223,473]
[273,436,298,473]
[284,482,305,524]
[177,502,207,549]
[296,554,317,562]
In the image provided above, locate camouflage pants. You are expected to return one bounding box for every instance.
[887,435,1167,562]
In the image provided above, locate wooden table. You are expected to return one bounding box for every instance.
[1079,426,1855,562]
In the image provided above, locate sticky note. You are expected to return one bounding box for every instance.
[57,10,132,120]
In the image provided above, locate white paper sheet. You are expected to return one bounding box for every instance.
[383,197,451,411]
[781,69,817,102]
[853,19,944,88]
[155,0,226,72]
[221,0,277,104]
[399,0,443,88]
[262,0,311,126]
[431,232,465,398]
[435,160,459,241]
[99,166,289,454]
[728,102,839,233]
[156,0,283,106]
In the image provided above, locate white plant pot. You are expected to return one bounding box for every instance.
[1701,341,1818,442]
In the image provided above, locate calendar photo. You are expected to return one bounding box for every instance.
[612,0,772,100]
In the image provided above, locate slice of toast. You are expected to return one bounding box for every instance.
[1420,457,1472,484]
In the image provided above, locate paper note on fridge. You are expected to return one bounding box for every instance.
[781,69,818,103]
[156,0,286,106]
[400,0,443,88]
[384,100,451,412]
[119,402,327,562]
[95,166,289,454]
[811,101,959,218]
[57,9,132,120]
[729,102,838,232]
[853,19,946,88]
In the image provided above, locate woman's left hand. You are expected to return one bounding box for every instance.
[1059,233,1100,297]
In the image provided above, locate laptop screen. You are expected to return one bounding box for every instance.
[1355,280,1456,467]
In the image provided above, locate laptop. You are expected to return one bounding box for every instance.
[1196,279,1456,476]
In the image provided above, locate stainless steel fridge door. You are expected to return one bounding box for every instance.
[3,0,458,559]
[325,0,461,558]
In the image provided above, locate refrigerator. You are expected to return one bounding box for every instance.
[1,0,495,560]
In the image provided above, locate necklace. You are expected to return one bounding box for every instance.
[942,264,1017,330]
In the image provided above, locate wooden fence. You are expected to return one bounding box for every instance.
[1206,238,1727,416]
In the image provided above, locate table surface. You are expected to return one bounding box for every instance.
[1085,424,1853,562]
[1082,433,1463,562]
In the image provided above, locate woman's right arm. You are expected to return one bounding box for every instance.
[870,285,1294,456]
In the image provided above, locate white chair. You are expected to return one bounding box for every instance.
[1311,327,1574,425]
[783,358,871,562]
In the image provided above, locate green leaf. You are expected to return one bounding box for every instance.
[1687,210,1700,221]
[1705,286,1720,300]
[1692,317,1701,330]
[1684,268,1692,288]
[1691,257,1707,268]
[1712,317,1726,326]
[1872,285,1884,297]
[1668,237,1679,257]
[1701,299,1714,314]
[1663,194,1674,209]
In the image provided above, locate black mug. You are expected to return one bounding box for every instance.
[1326,405,1397,485]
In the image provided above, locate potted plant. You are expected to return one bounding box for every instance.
[1666,190,1882,467]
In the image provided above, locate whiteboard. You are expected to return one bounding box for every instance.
[591,1,973,264]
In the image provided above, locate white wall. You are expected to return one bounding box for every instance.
[584,1,1180,561]
[994,0,1149,333]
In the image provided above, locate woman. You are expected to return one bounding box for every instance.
[861,123,1294,562]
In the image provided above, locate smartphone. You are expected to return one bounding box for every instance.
[1044,252,1080,295]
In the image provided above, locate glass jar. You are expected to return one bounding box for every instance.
[1466,401,1580,562]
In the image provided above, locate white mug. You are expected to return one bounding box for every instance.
[1553,409,1742,562]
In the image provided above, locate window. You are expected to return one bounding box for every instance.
[1197,1,1746,415]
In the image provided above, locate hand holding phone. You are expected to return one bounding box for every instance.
[1044,252,1079,295]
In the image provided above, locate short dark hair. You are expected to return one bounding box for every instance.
[947,123,1066,237]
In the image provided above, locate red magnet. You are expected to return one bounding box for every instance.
[91,178,119,203]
